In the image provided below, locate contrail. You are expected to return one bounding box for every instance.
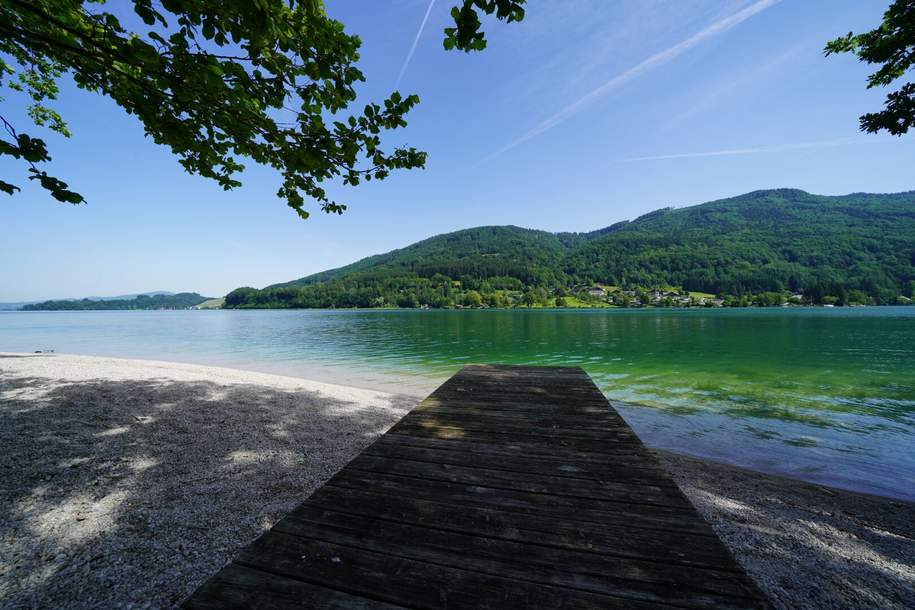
[619,137,858,162]
[396,0,436,88]
[488,0,781,159]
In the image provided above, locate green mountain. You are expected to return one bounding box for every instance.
[225,189,915,309]
[22,292,212,311]
[273,225,587,289]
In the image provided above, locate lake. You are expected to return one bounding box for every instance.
[2,307,914,500]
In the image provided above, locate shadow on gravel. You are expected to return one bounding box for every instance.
[0,371,416,608]
[657,451,915,610]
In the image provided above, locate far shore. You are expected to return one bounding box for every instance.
[9,303,914,312]
[1,352,913,608]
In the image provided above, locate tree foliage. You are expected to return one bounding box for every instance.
[827,0,915,135]
[444,0,525,52]
[0,0,525,215]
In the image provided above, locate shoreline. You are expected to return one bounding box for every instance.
[6,303,909,313]
[1,353,913,608]
[3,350,913,501]
[0,351,915,503]
[0,350,430,398]
[2,349,437,399]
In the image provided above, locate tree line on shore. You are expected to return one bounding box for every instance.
[224,276,911,310]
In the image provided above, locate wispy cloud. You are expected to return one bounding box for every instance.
[619,137,858,162]
[395,0,436,89]
[488,0,781,158]
[665,37,809,128]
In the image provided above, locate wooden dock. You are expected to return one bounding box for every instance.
[184,364,769,609]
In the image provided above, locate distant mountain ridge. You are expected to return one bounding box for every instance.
[1,291,177,310]
[0,301,39,311]
[21,292,211,311]
[84,291,176,301]
[221,188,914,308]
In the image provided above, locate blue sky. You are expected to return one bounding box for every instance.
[2,0,913,301]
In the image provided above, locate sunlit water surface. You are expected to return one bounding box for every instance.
[2,308,914,500]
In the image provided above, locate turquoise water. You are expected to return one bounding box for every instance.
[2,308,914,500]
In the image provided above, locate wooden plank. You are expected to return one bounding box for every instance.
[420,405,623,422]
[324,470,714,535]
[300,486,738,569]
[270,516,762,609]
[362,441,678,486]
[235,531,680,610]
[386,422,655,454]
[403,411,643,438]
[373,433,668,468]
[185,563,408,609]
[184,364,769,609]
[344,454,692,507]
[413,398,623,418]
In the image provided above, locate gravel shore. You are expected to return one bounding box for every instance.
[0,353,415,609]
[657,450,915,609]
[1,353,913,609]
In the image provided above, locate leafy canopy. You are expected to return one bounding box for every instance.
[0,0,525,216]
[827,0,915,135]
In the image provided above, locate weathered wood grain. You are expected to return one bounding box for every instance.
[184,364,769,609]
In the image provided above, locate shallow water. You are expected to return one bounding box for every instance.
[2,307,914,500]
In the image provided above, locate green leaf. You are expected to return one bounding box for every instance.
[0,180,21,195]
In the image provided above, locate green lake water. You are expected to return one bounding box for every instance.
[2,307,914,500]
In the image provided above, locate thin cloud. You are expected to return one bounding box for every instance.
[665,37,809,128]
[395,0,436,89]
[619,137,858,163]
[489,0,781,159]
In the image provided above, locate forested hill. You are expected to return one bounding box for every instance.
[225,189,915,309]
[272,225,588,289]
[21,293,211,311]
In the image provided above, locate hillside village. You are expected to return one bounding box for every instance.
[578,285,914,308]
[468,284,894,309]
